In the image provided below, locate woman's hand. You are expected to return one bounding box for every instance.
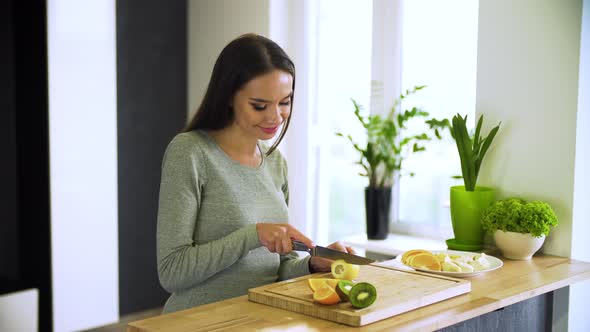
[256,223,314,255]
[309,241,356,272]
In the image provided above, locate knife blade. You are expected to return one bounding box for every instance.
[291,240,375,265]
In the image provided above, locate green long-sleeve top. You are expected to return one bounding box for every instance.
[157,130,311,313]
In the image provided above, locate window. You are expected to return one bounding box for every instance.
[315,0,478,242]
[313,0,373,243]
[395,0,478,239]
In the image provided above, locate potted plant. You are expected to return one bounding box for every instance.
[481,198,558,260]
[447,114,501,251]
[336,86,449,239]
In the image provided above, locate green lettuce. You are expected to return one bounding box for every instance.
[481,198,558,237]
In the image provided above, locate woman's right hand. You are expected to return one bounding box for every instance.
[256,223,314,255]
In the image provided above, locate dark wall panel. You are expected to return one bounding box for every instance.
[116,0,187,315]
[2,0,53,330]
[0,0,18,284]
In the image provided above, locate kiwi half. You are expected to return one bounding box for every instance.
[349,282,377,309]
[335,280,354,301]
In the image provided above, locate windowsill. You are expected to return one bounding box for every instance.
[342,233,447,258]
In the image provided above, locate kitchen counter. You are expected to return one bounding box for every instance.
[128,255,590,331]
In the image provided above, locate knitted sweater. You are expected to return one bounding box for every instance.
[156,130,310,313]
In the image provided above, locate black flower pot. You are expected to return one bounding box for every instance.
[365,187,392,240]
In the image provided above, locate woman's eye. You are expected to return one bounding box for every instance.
[249,101,290,111]
[251,104,266,111]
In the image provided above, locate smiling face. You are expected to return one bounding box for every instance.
[230,69,293,141]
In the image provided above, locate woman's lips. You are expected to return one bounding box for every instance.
[259,126,279,134]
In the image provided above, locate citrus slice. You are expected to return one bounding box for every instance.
[406,251,434,266]
[313,284,342,305]
[307,278,340,292]
[401,249,431,264]
[331,260,360,280]
[408,253,442,271]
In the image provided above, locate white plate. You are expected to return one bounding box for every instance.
[395,250,503,277]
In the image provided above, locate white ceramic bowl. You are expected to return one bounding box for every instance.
[494,230,545,260]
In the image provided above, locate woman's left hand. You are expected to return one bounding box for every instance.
[309,241,356,272]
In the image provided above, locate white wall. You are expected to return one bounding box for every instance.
[569,1,590,331]
[187,0,270,118]
[47,0,119,331]
[476,0,582,257]
[476,0,587,330]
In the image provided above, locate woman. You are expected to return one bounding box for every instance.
[157,33,355,313]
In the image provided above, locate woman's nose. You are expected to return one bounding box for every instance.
[268,104,282,122]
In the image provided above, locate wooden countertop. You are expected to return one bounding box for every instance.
[128,255,590,332]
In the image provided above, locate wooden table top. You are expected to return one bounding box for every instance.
[128,255,590,332]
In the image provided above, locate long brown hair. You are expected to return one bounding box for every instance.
[184,33,295,156]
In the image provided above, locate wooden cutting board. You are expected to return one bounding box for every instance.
[248,263,471,327]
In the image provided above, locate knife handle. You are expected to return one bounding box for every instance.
[291,240,311,253]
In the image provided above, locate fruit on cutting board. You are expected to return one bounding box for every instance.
[313,284,342,305]
[331,259,360,280]
[335,280,355,301]
[348,282,377,309]
[307,278,340,292]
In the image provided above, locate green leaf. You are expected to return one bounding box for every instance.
[473,114,483,152]
[397,113,404,129]
[473,139,482,160]
[412,143,426,152]
[475,122,501,177]
[352,99,368,128]
[414,133,430,140]
[416,110,429,117]
[452,114,476,191]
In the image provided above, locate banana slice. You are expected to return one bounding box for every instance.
[455,261,475,272]
[442,257,461,272]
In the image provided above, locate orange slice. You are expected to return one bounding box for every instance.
[401,249,432,264]
[313,284,342,305]
[307,278,340,292]
[406,251,435,266]
[408,253,442,271]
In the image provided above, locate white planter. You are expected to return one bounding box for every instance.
[493,230,546,260]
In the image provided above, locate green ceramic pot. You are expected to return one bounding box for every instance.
[449,186,496,250]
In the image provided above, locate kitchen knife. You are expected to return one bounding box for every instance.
[291,240,375,265]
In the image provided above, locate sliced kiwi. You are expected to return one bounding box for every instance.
[335,280,354,301]
[349,282,377,309]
